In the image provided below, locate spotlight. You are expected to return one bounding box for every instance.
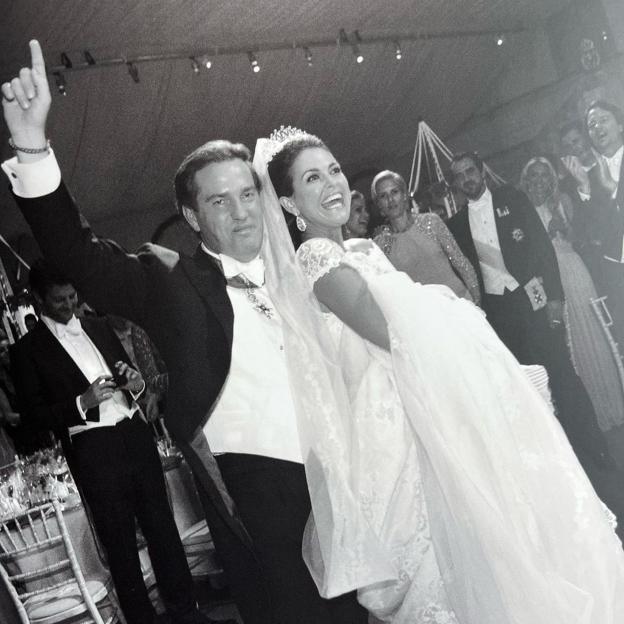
[304,47,313,67]
[60,52,73,69]
[602,30,609,42]
[248,51,260,73]
[394,41,402,60]
[53,72,66,96]
[83,50,96,66]
[496,34,505,47]
[353,30,364,63]
[190,57,200,74]
[201,54,213,69]
[126,61,140,83]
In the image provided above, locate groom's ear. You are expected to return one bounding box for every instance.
[279,196,297,216]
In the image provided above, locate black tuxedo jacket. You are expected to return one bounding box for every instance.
[14,182,250,545]
[447,184,563,303]
[587,154,624,260]
[10,317,134,462]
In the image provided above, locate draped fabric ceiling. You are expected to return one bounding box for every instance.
[0,0,572,255]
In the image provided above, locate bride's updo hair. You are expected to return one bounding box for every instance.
[267,135,328,198]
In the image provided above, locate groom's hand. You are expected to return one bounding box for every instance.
[1,40,51,161]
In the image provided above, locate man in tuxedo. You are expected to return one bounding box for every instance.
[1,41,365,624]
[10,261,207,624]
[563,102,624,349]
[447,151,624,535]
[559,120,605,289]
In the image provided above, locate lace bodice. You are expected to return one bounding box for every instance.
[297,237,396,286]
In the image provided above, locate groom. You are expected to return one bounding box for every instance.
[1,41,366,624]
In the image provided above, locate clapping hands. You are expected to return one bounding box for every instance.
[560,155,590,194]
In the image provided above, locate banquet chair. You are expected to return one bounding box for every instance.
[0,499,122,624]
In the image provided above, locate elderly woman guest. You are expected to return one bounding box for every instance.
[342,190,370,239]
[520,156,624,433]
[372,170,480,304]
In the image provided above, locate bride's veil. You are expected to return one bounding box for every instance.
[252,137,396,598]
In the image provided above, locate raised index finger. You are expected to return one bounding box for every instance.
[30,40,45,74]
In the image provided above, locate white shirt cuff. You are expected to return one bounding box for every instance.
[1,149,62,198]
[75,395,88,421]
[578,187,590,201]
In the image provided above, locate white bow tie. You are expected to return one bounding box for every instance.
[220,255,266,288]
[56,316,83,339]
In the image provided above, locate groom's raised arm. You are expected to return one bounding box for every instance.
[2,41,149,323]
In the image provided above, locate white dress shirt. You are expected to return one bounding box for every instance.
[604,145,623,191]
[200,247,303,464]
[2,151,302,463]
[40,315,136,436]
[468,188,520,295]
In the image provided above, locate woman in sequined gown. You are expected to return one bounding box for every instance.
[520,157,624,433]
[372,171,480,304]
[256,132,624,624]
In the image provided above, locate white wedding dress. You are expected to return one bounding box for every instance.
[297,236,624,624]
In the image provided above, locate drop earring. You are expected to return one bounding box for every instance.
[296,214,307,232]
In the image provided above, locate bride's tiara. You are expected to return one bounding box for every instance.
[269,125,314,144]
[264,125,319,163]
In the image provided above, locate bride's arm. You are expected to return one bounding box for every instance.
[313,265,390,350]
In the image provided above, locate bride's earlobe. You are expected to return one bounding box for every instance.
[279,196,297,216]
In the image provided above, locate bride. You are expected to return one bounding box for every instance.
[254,129,624,624]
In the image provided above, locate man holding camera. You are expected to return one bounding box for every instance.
[10,259,209,624]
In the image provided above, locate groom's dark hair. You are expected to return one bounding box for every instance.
[29,259,77,299]
[174,140,261,214]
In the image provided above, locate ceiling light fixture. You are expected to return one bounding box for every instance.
[126,61,140,83]
[247,51,260,73]
[353,30,364,63]
[394,41,402,60]
[54,72,66,96]
[304,47,313,67]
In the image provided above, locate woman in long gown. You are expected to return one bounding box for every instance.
[520,156,624,433]
[254,129,624,624]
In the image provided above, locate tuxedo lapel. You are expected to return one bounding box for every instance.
[81,318,128,370]
[31,322,90,391]
[180,247,234,349]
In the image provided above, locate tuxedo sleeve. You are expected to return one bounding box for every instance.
[515,189,564,301]
[9,342,96,433]
[14,182,150,324]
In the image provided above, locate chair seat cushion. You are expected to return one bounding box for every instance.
[25,578,108,620]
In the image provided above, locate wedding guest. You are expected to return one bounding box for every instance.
[342,190,369,239]
[577,101,624,349]
[559,120,604,287]
[108,314,168,422]
[24,313,37,332]
[10,260,206,624]
[372,170,480,303]
[446,151,624,518]
[520,156,624,433]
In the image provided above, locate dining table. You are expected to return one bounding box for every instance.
[0,445,210,623]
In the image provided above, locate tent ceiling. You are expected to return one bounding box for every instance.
[0,0,572,247]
